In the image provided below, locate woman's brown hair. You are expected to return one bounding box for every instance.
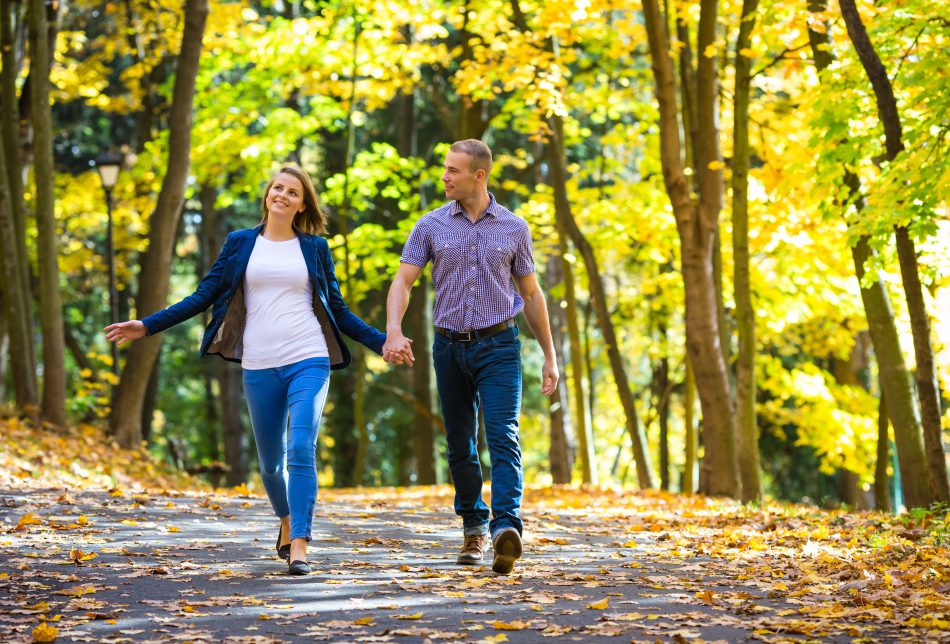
[259,165,328,235]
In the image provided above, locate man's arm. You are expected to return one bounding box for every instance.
[384,262,425,365]
[513,273,559,396]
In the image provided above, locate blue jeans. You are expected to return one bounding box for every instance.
[433,326,523,539]
[242,357,330,541]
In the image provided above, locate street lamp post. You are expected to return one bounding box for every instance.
[96,153,122,376]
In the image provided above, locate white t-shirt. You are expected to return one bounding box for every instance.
[241,236,329,370]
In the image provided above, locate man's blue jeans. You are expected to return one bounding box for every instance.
[433,326,523,539]
[242,357,330,542]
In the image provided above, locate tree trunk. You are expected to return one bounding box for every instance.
[875,389,891,512]
[642,0,739,497]
[28,0,65,425]
[0,127,37,410]
[546,252,576,484]
[559,233,595,484]
[807,0,931,508]
[1,0,32,318]
[547,116,655,489]
[731,0,763,504]
[839,0,948,503]
[652,352,670,490]
[683,354,698,493]
[110,0,208,447]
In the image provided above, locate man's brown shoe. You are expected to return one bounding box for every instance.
[491,528,522,574]
[456,533,489,565]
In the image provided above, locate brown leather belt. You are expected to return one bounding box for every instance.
[435,319,515,342]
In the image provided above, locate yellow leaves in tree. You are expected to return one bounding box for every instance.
[707,160,726,171]
[32,623,58,643]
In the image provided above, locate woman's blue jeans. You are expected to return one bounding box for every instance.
[242,357,330,541]
[433,326,523,539]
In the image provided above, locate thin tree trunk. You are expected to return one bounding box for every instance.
[0,126,36,409]
[642,0,739,497]
[683,354,698,493]
[839,0,948,503]
[547,116,655,489]
[732,0,763,503]
[875,388,891,512]
[0,308,8,404]
[110,0,208,447]
[560,234,595,484]
[807,0,931,508]
[653,352,670,490]
[28,0,65,425]
[546,251,575,484]
[1,0,32,316]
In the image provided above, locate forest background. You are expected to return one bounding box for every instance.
[1,0,948,511]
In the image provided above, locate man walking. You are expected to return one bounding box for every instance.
[383,139,558,574]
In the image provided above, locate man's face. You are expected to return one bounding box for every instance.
[441,151,480,201]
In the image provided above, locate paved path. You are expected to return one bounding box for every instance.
[0,486,919,642]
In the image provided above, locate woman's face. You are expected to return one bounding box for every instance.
[265,173,305,221]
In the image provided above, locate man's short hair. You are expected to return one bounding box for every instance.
[450,139,493,174]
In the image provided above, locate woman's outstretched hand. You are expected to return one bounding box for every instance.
[104,320,147,345]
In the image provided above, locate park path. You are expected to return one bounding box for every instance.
[0,485,939,643]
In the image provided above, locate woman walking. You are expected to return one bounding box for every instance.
[105,165,399,575]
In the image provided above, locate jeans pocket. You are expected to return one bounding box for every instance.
[433,335,452,358]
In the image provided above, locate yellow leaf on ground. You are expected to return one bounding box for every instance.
[53,584,97,597]
[166,526,180,533]
[76,515,88,526]
[394,613,423,620]
[32,622,58,642]
[17,513,43,529]
[588,598,609,610]
[354,617,375,625]
[482,635,507,643]
[492,620,529,630]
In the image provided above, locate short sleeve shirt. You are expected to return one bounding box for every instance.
[400,193,535,332]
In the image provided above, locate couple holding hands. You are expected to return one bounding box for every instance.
[106,140,559,576]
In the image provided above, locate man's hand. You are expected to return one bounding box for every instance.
[541,355,559,396]
[104,320,147,345]
[383,332,415,366]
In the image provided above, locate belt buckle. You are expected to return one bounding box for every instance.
[457,331,472,342]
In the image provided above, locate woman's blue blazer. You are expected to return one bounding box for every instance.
[141,225,384,370]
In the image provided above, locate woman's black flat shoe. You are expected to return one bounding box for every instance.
[276,525,290,561]
[288,560,311,576]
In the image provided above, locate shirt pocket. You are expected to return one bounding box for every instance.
[485,235,516,272]
[432,234,463,267]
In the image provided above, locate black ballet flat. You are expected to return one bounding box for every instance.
[288,560,311,576]
[276,525,290,561]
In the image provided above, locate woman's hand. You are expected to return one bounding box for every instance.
[104,320,147,345]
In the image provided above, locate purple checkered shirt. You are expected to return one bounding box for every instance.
[400,193,536,332]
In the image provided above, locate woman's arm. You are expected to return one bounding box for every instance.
[320,240,386,355]
[105,235,233,345]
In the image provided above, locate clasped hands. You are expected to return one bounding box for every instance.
[382,332,415,367]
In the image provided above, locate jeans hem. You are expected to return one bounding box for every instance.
[463,524,490,537]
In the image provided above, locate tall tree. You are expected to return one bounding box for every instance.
[110,0,209,447]
[838,0,948,503]
[806,0,930,508]
[642,0,740,496]
[731,0,763,503]
[28,0,65,425]
[506,0,655,488]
